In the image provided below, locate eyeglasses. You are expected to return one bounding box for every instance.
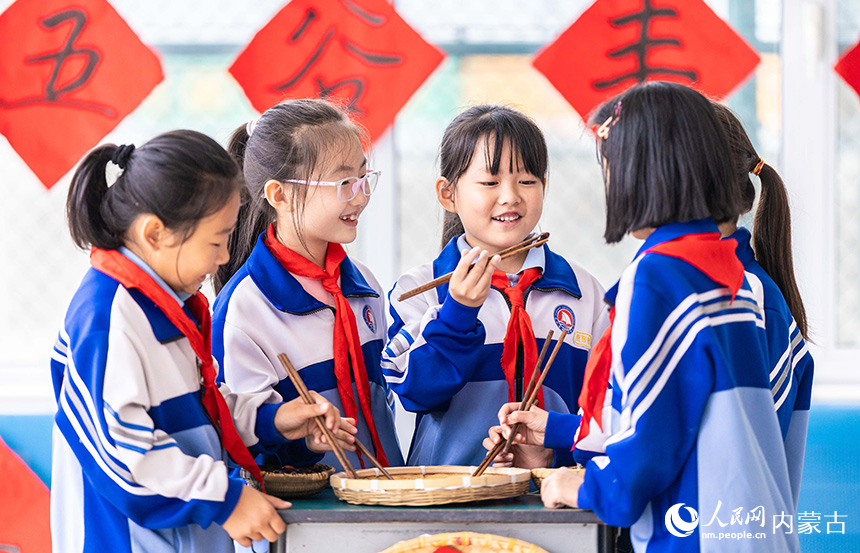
[284,170,380,202]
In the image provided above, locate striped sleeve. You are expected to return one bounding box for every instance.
[381,271,487,412]
[55,324,242,529]
[577,264,718,526]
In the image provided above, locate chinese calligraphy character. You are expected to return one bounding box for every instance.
[745,506,765,527]
[797,511,821,534]
[0,9,115,116]
[826,511,847,534]
[702,501,728,528]
[773,511,793,534]
[593,0,698,91]
[730,507,745,525]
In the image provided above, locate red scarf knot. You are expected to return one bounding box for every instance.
[491,267,544,408]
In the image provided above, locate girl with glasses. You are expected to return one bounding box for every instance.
[212,100,403,485]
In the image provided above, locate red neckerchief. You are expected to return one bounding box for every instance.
[90,248,265,490]
[491,268,544,407]
[265,224,388,467]
[574,232,743,448]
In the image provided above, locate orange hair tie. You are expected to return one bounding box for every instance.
[751,158,765,176]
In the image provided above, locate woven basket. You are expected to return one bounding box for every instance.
[330,465,530,506]
[530,467,584,490]
[242,464,334,498]
[379,531,550,553]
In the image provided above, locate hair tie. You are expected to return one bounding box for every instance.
[111,144,135,169]
[246,119,258,137]
[751,158,765,176]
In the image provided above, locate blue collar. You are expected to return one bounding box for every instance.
[119,247,190,305]
[245,233,378,314]
[635,218,720,257]
[432,234,582,304]
[726,226,755,266]
[605,219,721,307]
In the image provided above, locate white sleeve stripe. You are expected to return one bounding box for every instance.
[51,351,67,364]
[623,296,762,409]
[610,312,762,446]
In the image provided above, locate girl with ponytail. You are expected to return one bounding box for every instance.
[54,130,353,553]
[212,99,403,478]
[712,101,814,510]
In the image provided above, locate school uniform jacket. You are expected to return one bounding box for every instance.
[50,265,289,553]
[212,233,403,471]
[383,236,609,467]
[577,220,799,553]
[729,227,813,510]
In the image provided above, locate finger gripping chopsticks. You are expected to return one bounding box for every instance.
[397,232,550,302]
[277,353,393,480]
[472,330,566,477]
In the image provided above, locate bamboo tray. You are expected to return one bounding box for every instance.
[242,463,334,498]
[530,467,585,490]
[380,531,550,553]
[331,465,531,506]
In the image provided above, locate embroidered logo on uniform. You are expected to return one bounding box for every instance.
[363,305,376,333]
[554,305,575,334]
[574,331,592,348]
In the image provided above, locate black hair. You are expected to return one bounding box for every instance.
[438,105,548,249]
[66,130,242,251]
[592,81,743,244]
[214,99,365,292]
[711,101,809,339]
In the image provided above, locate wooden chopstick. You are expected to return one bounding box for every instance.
[353,437,394,480]
[277,353,359,479]
[472,333,567,477]
[500,330,555,456]
[397,232,550,301]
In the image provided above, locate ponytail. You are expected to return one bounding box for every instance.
[753,163,809,339]
[66,131,242,260]
[213,125,274,292]
[67,144,125,250]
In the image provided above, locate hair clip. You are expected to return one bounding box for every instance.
[246,118,258,137]
[597,100,622,139]
[751,158,765,176]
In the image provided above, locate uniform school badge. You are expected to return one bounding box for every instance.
[554,305,575,334]
[362,305,376,333]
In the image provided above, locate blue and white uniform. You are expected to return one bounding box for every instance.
[51,249,288,553]
[213,234,403,471]
[728,227,813,510]
[383,235,609,467]
[577,220,798,553]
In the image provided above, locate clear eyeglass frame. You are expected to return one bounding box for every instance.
[284,170,380,202]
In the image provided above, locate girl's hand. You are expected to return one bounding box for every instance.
[541,467,584,509]
[306,416,357,453]
[274,392,354,445]
[482,423,553,469]
[447,247,500,308]
[222,486,290,546]
[497,402,549,447]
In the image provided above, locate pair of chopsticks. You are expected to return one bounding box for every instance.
[397,232,550,301]
[277,353,393,480]
[472,329,566,477]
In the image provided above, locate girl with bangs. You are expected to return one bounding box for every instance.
[383,105,609,467]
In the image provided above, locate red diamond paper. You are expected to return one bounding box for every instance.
[836,37,860,99]
[533,0,760,123]
[0,438,51,553]
[230,0,444,141]
[0,0,163,189]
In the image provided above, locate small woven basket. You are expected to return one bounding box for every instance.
[242,464,334,498]
[379,531,551,553]
[530,467,584,490]
[330,465,530,507]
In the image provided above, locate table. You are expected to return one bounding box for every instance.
[272,489,615,553]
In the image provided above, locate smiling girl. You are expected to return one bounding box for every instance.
[382,105,609,467]
[212,100,403,475]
